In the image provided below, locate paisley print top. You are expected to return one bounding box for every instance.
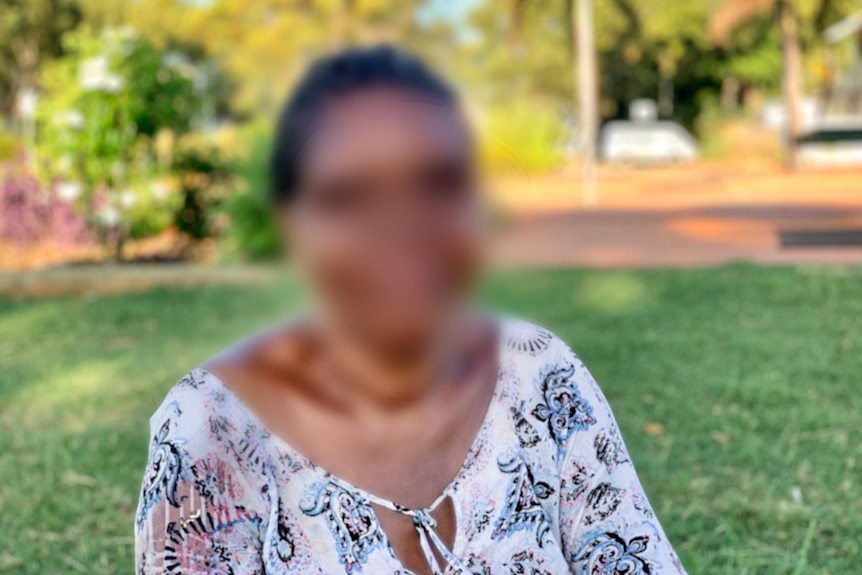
[135,319,687,575]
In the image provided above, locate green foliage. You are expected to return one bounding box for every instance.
[35,26,206,257]
[172,134,237,240]
[220,130,283,261]
[127,0,433,116]
[693,95,733,159]
[0,0,82,116]
[706,0,861,95]
[480,101,566,175]
[0,130,21,162]
[125,44,201,137]
[720,14,785,91]
[464,0,576,107]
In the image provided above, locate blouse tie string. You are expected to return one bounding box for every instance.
[362,489,461,575]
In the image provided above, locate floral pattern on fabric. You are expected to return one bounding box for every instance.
[300,479,388,573]
[503,548,556,575]
[595,428,629,473]
[532,363,597,459]
[492,454,554,547]
[137,416,187,525]
[135,318,687,574]
[572,530,654,575]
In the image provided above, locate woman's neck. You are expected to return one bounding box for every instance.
[315,314,484,410]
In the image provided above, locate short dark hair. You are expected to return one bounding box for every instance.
[270,44,458,203]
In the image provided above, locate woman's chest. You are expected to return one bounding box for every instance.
[263,380,497,512]
[260,441,568,575]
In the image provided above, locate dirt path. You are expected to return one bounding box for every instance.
[491,163,862,268]
[493,204,862,268]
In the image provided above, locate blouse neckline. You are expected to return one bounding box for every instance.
[196,316,510,511]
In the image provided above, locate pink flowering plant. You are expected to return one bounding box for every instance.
[0,155,91,246]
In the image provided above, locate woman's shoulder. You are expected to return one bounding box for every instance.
[497,317,609,439]
[151,368,225,420]
[498,317,603,398]
[498,316,583,367]
[498,316,596,402]
[138,369,274,533]
[148,368,261,461]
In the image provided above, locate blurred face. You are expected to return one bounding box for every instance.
[282,88,485,349]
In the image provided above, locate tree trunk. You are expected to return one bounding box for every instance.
[778,0,804,169]
[113,233,125,263]
[575,0,599,206]
[658,76,674,118]
[658,52,675,118]
[721,77,741,111]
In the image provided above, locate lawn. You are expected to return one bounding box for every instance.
[1,265,861,574]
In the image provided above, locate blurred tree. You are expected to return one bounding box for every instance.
[0,0,82,119]
[467,0,574,106]
[636,0,715,118]
[123,0,430,116]
[466,0,719,127]
[466,0,858,137]
[710,0,859,167]
[711,0,802,167]
[76,0,130,29]
[0,0,136,120]
[599,0,719,125]
[124,0,194,48]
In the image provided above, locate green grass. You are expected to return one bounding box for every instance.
[1,265,861,574]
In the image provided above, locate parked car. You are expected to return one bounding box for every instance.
[600,99,699,165]
[798,122,862,167]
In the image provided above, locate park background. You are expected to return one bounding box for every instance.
[1,0,862,573]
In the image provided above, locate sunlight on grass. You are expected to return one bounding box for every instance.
[10,360,133,429]
[578,273,650,313]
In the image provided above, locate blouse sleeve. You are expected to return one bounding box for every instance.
[134,382,269,575]
[556,346,687,575]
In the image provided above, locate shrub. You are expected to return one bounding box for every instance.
[479,101,566,175]
[35,27,209,259]
[172,134,237,240]
[220,130,282,261]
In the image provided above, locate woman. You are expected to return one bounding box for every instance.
[135,46,686,575]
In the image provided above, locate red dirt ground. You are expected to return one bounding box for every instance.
[490,162,862,268]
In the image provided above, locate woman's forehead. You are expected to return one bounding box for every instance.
[300,89,471,177]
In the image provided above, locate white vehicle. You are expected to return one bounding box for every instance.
[600,99,699,164]
[798,123,862,167]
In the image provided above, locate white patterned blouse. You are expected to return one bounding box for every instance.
[135,319,687,575]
